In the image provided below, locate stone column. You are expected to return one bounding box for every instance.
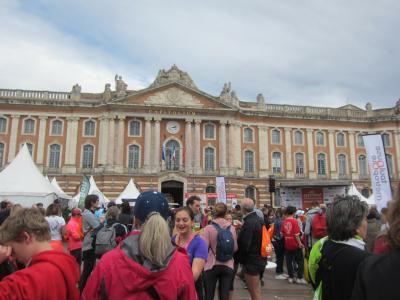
[98,116,109,167]
[219,121,227,175]
[228,121,236,175]
[194,119,202,174]
[63,116,79,173]
[143,117,152,173]
[115,116,125,173]
[106,116,116,172]
[7,115,20,163]
[36,116,48,170]
[234,122,243,176]
[258,125,269,177]
[153,117,161,173]
[284,128,294,178]
[395,129,400,178]
[328,130,337,179]
[306,129,316,179]
[185,119,193,173]
[348,130,358,180]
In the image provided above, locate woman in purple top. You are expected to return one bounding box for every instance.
[173,206,208,300]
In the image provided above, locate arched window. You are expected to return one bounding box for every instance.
[82,145,94,168]
[129,120,141,136]
[317,153,326,175]
[205,185,216,193]
[128,145,140,169]
[49,144,61,168]
[84,120,96,136]
[51,120,63,135]
[386,154,394,176]
[295,153,304,175]
[382,133,390,147]
[0,143,4,167]
[0,118,7,133]
[165,140,180,171]
[357,135,364,147]
[272,152,282,174]
[338,154,346,175]
[316,132,324,146]
[272,129,281,144]
[244,150,254,173]
[204,123,215,139]
[24,119,35,134]
[245,186,256,201]
[26,143,33,156]
[359,155,367,177]
[294,131,303,145]
[337,133,345,147]
[204,147,215,172]
[244,128,253,143]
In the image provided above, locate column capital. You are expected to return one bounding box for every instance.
[66,116,80,122]
[144,116,152,122]
[194,119,202,125]
[347,129,355,134]
[306,128,314,133]
[185,118,193,123]
[328,130,335,134]
[154,116,162,122]
[117,115,126,120]
[257,125,269,130]
[38,116,48,120]
[284,127,292,132]
[11,114,20,119]
[219,120,228,125]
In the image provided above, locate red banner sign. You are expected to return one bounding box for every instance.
[302,188,323,208]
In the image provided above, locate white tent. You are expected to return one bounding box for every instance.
[347,183,375,205]
[367,194,376,206]
[51,177,72,200]
[69,193,80,209]
[0,144,58,207]
[88,176,109,206]
[115,178,140,204]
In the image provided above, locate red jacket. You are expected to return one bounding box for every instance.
[66,216,83,251]
[82,235,197,300]
[0,250,80,300]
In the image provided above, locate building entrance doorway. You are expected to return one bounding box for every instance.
[161,180,184,206]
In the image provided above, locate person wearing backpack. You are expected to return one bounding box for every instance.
[311,206,327,241]
[304,200,321,250]
[235,198,267,300]
[203,203,238,300]
[272,208,287,280]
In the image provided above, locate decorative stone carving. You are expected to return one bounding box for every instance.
[145,87,204,108]
[365,102,372,111]
[219,82,239,106]
[103,83,112,101]
[71,84,81,100]
[395,98,400,114]
[150,65,198,89]
[115,74,127,96]
[257,93,265,110]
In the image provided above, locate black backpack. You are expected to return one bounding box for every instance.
[211,222,234,262]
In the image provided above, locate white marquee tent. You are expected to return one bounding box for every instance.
[0,144,58,207]
[115,178,140,204]
[51,177,72,200]
[347,183,375,206]
[88,176,109,206]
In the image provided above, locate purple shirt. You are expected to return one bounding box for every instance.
[172,234,208,265]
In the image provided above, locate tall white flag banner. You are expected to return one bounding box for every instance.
[363,134,392,212]
[216,176,227,204]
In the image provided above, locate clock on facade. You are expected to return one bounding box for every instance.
[166,121,180,134]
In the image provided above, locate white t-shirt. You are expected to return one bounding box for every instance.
[45,215,66,241]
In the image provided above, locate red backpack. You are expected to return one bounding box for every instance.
[312,212,326,239]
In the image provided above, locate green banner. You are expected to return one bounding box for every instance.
[78,175,90,209]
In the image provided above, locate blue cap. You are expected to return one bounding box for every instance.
[134,191,170,222]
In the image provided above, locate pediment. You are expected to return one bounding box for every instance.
[338,104,363,111]
[115,84,234,110]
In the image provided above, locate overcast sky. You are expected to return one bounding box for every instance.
[0,0,399,109]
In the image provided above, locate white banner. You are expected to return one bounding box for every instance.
[363,134,392,211]
[216,176,227,204]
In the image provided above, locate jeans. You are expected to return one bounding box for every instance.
[79,249,96,292]
[285,248,304,279]
[272,239,285,274]
[204,265,234,300]
[70,248,82,267]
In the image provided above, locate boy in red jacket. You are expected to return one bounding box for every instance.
[0,207,80,300]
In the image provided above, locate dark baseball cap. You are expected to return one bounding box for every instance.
[134,191,170,222]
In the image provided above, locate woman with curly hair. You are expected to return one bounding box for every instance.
[351,198,400,300]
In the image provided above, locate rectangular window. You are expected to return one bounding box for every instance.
[0,118,6,133]
[205,124,215,139]
[272,130,280,144]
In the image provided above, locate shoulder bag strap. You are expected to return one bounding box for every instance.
[147,285,161,300]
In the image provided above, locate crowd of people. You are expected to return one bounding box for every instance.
[0,192,398,300]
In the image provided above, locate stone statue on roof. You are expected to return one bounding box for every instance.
[220,82,239,106]
[115,74,127,96]
[71,84,81,100]
[150,65,198,89]
[395,98,400,114]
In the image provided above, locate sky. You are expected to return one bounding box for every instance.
[0,0,399,109]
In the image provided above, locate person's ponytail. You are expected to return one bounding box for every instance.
[139,212,171,267]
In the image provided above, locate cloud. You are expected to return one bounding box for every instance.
[1,0,399,109]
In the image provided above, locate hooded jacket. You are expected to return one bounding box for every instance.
[0,250,80,300]
[66,216,83,251]
[82,233,197,300]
